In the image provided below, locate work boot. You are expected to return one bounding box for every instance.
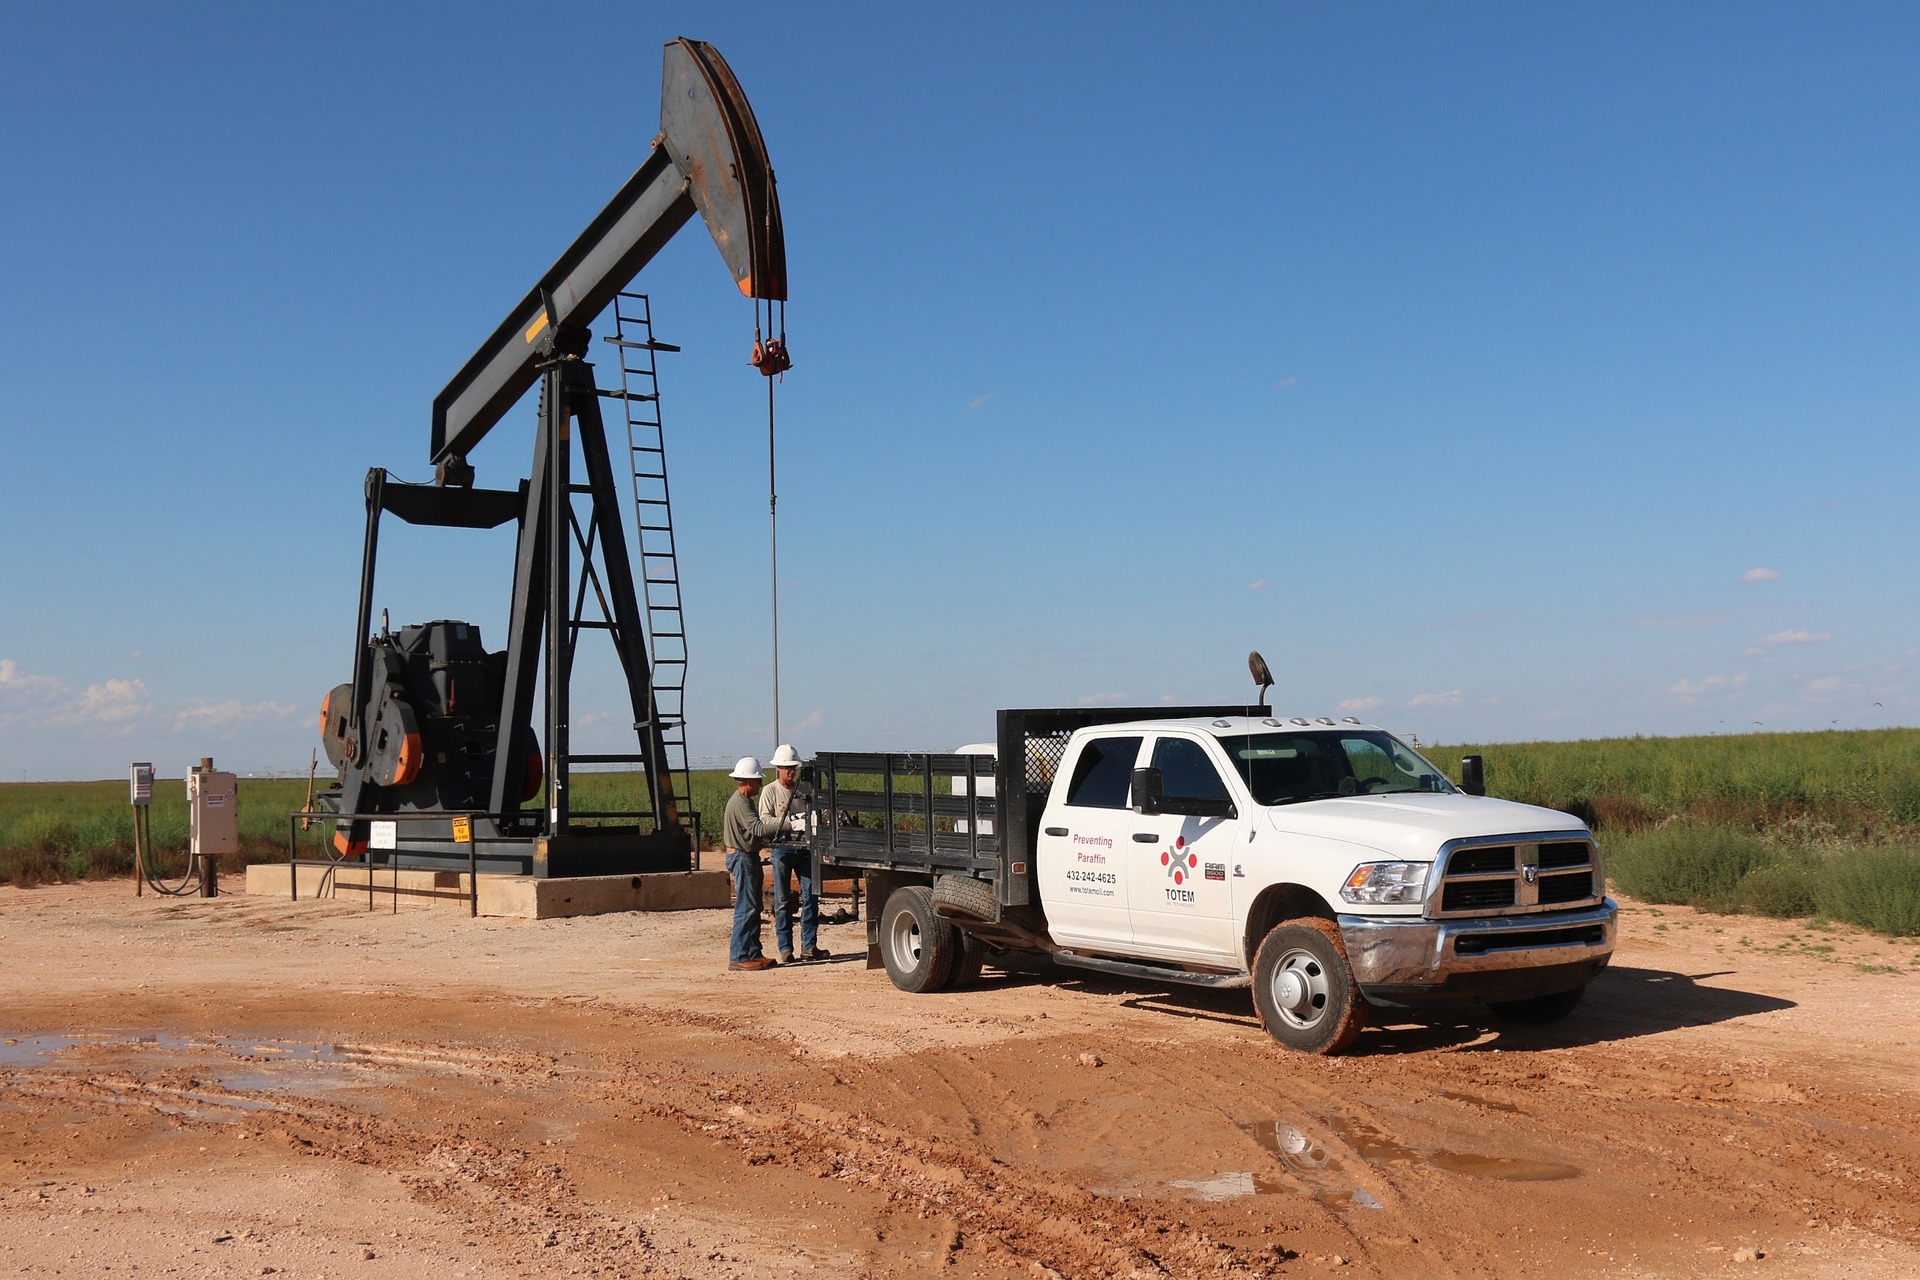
[728,956,777,972]
[778,951,795,965]
[801,946,831,961]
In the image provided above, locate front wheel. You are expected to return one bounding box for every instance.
[879,885,958,993]
[1488,986,1586,1024]
[1251,919,1370,1055]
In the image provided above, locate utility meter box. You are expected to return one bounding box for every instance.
[129,762,155,807]
[187,758,239,856]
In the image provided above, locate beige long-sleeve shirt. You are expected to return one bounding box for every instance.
[759,779,807,847]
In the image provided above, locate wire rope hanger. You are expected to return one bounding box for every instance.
[751,298,792,741]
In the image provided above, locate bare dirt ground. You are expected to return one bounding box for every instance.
[3,882,1918,1280]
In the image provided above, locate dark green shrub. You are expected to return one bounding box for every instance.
[1818,848,1920,937]
[1735,859,1820,919]
[1606,823,1776,909]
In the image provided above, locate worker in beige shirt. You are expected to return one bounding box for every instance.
[760,743,827,963]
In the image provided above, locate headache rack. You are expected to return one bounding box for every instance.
[811,705,1266,908]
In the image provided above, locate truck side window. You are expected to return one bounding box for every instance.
[1151,737,1230,802]
[1064,736,1142,809]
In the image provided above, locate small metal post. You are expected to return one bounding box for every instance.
[200,856,218,898]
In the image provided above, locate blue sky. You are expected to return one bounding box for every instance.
[1,3,1916,780]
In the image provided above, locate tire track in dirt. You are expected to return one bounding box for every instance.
[576,1002,1299,1277]
[2,1043,689,1276]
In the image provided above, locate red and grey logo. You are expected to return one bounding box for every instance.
[1161,837,1198,885]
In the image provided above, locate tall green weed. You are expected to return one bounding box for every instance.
[1818,848,1920,937]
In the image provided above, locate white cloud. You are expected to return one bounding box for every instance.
[1669,673,1750,699]
[1741,567,1781,583]
[1759,629,1830,646]
[1802,676,1863,698]
[0,658,66,702]
[968,392,995,410]
[1076,692,1128,707]
[1405,690,1463,709]
[75,679,152,723]
[1271,375,1301,389]
[2,661,156,737]
[1247,579,1270,591]
[789,707,824,733]
[1337,696,1383,713]
[171,698,297,732]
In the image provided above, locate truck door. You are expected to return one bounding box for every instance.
[1127,735,1241,961]
[1034,734,1142,947]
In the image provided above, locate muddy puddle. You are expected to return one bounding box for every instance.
[1171,1116,1578,1208]
[0,1031,370,1099]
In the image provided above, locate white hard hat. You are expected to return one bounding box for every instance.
[769,743,801,768]
[729,756,764,780]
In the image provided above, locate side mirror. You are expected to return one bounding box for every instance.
[1460,754,1486,797]
[1130,766,1163,815]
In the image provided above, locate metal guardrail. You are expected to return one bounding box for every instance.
[286,810,497,917]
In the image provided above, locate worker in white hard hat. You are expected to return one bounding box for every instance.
[759,743,827,964]
[722,756,785,971]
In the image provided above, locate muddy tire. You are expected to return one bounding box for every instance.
[932,873,997,921]
[880,885,957,993]
[945,932,988,990]
[1488,985,1586,1024]
[1251,918,1370,1055]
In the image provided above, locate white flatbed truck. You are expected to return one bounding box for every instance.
[809,705,1616,1054]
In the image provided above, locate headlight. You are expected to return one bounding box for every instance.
[1340,861,1430,905]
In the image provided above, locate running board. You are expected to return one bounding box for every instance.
[1053,951,1251,989]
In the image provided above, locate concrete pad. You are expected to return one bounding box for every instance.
[243,862,729,919]
[478,871,731,919]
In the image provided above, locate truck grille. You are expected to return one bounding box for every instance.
[1430,835,1603,918]
[1442,880,1515,911]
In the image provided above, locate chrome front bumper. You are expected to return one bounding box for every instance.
[1338,899,1617,989]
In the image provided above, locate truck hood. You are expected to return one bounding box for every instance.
[1264,793,1587,859]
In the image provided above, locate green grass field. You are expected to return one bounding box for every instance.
[0,769,745,888]
[6,729,1917,935]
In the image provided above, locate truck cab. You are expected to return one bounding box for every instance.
[812,706,1616,1055]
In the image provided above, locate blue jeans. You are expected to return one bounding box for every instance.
[725,850,765,963]
[770,845,818,956]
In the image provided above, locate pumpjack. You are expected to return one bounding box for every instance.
[314,38,786,877]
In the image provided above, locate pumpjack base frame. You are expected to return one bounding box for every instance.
[368,829,694,879]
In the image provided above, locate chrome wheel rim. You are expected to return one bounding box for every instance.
[1268,947,1332,1029]
[890,913,924,968]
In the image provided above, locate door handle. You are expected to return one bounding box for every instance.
[1132,832,1160,843]
[1044,826,1068,837]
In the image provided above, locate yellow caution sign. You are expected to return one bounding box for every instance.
[451,816,472,843]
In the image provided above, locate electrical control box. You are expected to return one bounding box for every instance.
[129,762,154,807]
[187,758,238,856]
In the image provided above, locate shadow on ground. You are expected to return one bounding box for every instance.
[982,962,1795,1055]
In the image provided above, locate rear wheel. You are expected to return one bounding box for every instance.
[945,932,988,990]
[880,885,957,993]
[1251,919,1370,1055]
[1488,986,1586,1024]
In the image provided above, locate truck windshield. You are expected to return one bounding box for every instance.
[1223,731,1457,805]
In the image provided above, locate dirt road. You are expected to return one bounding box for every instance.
[2,882,1917,1279]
